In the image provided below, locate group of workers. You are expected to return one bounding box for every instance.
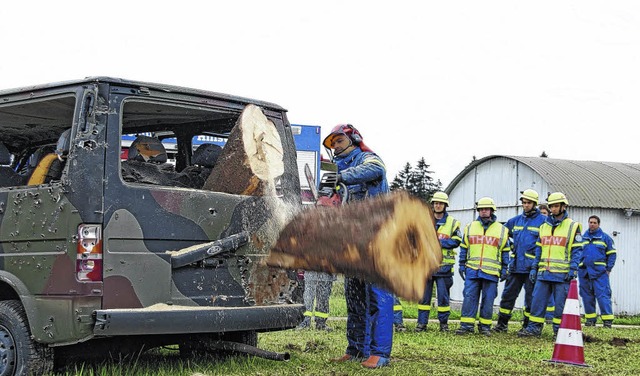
[300,124,617,368]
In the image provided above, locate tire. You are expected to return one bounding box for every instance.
[0,300,53,376]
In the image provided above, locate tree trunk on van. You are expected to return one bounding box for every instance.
[202,104,284,196]
[266,191,442,301]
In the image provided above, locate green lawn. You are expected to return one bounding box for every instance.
[60,321,640,376]
[59,282,640,375]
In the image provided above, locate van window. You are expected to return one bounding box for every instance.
[0,95,75,188]
[119,100,237,189]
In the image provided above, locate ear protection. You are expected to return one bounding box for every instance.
[346,124,362,144]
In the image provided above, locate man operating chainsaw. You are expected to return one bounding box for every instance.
[323,124,393,369]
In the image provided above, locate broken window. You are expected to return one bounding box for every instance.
[0,95,75,188]
[119,100,238,189]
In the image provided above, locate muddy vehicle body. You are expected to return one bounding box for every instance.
[0,77,303,374]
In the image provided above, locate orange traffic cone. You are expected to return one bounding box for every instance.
[545,279,590,367]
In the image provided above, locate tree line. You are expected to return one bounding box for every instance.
[390,157,442,203]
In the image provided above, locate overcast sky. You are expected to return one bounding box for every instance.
[2,1,639,187]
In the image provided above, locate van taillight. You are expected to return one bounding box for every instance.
[77,224,103,282]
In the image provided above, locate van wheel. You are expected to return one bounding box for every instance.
[0,300,53,376]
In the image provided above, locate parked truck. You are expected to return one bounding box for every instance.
[0,77,304,375]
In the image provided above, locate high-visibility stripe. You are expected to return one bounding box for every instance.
[437,306,450,313]
[563,298,580,316]
[546,306,555,312]
[460,317,476,324]
[584,313,597,319]
[303,311,313,317]
[524,311,531,318]
[530,316,545,323]
[417,304,431,311]
[479,317,492,325]
[393,305,403,311]
[606,250,616,255]
[601,314,614,321]
[315,311,329,319]
[553,317,562,324]
[499,308,512,315]
[362,159,386,168]
[555,328,584,347]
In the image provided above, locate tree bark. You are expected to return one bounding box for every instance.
[266,191,442,301]
[203,104,284,196]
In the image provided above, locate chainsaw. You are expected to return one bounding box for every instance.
[304,163,349,207]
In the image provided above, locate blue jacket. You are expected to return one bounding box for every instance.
[459,214,511,282]
[532,212,583,283]
[335,147,389,200]
[504,208,546,274]
[579,227,616,279]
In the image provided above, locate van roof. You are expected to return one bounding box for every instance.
[0,76,287,112]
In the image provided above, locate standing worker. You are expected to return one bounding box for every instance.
[579,215,617,328]
[296,269,336,331]
[538,203,556,324]
[456,197,510,336]
[323,124,394,369]
[493,190,545,333]
[415,191,461,332]
[519,192,584,338]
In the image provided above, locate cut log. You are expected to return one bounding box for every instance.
[266,191,442,301]
[203,104,284,196]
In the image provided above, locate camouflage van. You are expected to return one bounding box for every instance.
[0,77,304,374]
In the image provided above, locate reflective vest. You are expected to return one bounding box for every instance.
[437,216,460,266]
[538,219,580,274]
[465,221,508,277]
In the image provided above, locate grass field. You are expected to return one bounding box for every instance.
[59,281,640,375]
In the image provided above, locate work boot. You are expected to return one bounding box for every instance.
[479,328,492,337]
[603,320,613,328]
[331,354,363,363]
[415,323,427,332]
[394,323,407,333]
[584,320,596,327]
[492,321,508,333]
[439,323,449,332]
[361,355,390,369]
[315,318,333,332]
[296,317,311,330]
[517,329,541,338]
[455,327,474,336]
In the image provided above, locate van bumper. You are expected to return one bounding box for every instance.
[93,303,304,336]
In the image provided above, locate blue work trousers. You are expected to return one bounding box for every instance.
[393,296,403,325]
[526,280,569,334]
[459,277,498,332]
[344,277,394,358]
[418,276,453,325]
[498,273,534,319]
[579,272,613,323]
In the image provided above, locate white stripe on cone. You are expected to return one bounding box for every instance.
[555,328,584,347]
[563,298,580,316]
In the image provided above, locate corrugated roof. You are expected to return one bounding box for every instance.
[448,155,640,210]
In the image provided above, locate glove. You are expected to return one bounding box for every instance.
[565,270,577,281]
[500,271,507,282]
[324,172,341,184]
[458,266,466,281]
[529,269,537,283]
